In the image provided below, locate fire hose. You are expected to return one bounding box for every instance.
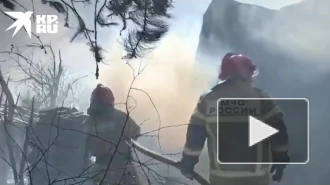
[126,138,210,185]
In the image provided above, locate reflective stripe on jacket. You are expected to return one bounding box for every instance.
[182,78,288,178]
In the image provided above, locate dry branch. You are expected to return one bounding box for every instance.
[0,69,14,114]
[1,0,172,79]
[1,45,85,109]
[0,68,19,184]
[17,97,35,185]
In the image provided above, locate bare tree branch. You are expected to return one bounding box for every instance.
[1,44,85,109]
[0,68,20,184]
[1,0,172,79]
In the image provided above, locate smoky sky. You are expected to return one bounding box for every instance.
[195,0,330,184]
[0,0,320,183]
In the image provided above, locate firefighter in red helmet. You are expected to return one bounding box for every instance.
[83,84,141,185]
[180,53,290,185]
[90,84,115,105]
[219,53,258,82]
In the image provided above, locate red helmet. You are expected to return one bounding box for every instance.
[90,84,115,105]
[219,53,258,81]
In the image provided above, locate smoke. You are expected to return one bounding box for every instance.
[85,0,330,184]
[91,33,214,183]
[248,0,330,72]
[195,0,330,184]
[98,33,213,153]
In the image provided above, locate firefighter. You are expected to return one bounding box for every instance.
[180,53,290,185]
[83,84,141,185]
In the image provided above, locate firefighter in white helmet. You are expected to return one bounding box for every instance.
[180,53,290,185]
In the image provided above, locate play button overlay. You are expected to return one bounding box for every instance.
[249,116,278,147]
[215,98,309,165]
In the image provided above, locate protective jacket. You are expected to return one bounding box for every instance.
[83,102,141,185]
[181,77,289,184]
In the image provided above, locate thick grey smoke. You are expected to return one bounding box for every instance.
[99,33,208,151]
[195,0,330,185]
[2,0,329,184]
[95,32,212,182]
[83,0,330,183]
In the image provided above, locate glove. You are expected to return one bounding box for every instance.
[180,159,195,180]
[270,164,286,182]
[271,151,290,182]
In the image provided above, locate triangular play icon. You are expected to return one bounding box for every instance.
[249,116,279,147]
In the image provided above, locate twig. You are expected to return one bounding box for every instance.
[0,70,19,184]
[17,97,35,185]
